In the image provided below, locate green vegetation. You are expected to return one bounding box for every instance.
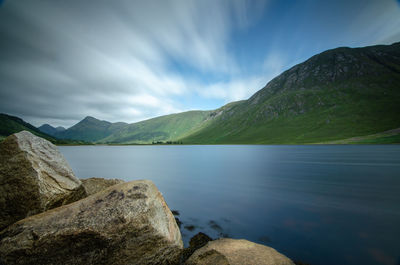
[0,113,56,141]
[0,114,89,145]
[38,124,65,137]
[320,128,400,144]
[2,42,400,145]
[98,111,212,144]
[180,42,400,144]
[54,116,127,142]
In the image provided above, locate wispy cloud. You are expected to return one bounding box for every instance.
[0,0,399,128]
[0,0,269,127]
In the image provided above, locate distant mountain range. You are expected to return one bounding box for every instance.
[2,42,400,144]
[0,114,87,145]
[38,124,66,137]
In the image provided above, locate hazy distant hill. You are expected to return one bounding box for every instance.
[180,42,400,144]
[38,124,66,137]
[55,116,127,142]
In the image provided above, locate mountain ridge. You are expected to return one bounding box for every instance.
[0,114,84,144]
[179,41,400,144]
[4,42,399,144]
[38,124,66,137]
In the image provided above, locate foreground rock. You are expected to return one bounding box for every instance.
[0,131,86,231]
[0,180,183,265]
[185,238,294,265]
[182,232,212,262]
[81,177,125,196]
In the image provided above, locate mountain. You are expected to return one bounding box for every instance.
[179,42,400,144]
[56,116,127,142]
[0,113,57,142]
[17,42,400,145]
[38,124,66,137]
[98,110,213,144]
[0,114,89,144]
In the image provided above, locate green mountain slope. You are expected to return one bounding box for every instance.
[181,42,400,144]
[0,113,89,144]
[10,42,399,145]
[0,113,55,140]
[56,116,127,142]
[99,110,212,144]
[38,124,66,137]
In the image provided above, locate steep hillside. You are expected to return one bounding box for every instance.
[0,113,54,140]
[0,113,73,144]
[99,110,212,144]
[56,116,127,142]
[181,42,400,144]
[38,124,66,137]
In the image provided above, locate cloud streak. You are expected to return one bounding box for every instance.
[0,0,399,127]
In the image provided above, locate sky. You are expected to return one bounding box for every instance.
[0,0,400,128]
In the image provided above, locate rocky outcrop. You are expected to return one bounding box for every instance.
[0,180,183,265]
[185,238,294,265]
[182,232,212,262]
[81,177,125,196]
[0,131,86,231]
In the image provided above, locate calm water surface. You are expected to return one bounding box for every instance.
[59,145,400,265]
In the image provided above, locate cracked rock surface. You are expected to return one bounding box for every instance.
[0,180,183,265]
[0,131,86,231]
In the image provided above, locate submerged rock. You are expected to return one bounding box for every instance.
[81,177,125,196]
[185,238,294,265]
[0,180,183,265]
[0,131,86,231]
[182,232,213,262]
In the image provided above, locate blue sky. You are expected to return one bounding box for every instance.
[0,0,400,127]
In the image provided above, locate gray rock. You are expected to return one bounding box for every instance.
[0,131,86,231]
[81,177,125,196]
[185,238,294,265]
[0,180,183,265]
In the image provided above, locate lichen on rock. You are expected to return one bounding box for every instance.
[0,131,87,231]
[0,180,183,265]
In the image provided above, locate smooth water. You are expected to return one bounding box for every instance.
[59,145,400,265]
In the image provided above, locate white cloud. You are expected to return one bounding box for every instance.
[346,0,400,45]
[0,0,271,127]
[196,76,267,103]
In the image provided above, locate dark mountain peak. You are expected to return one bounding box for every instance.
[39,124,54,130]
[55,116,125,142]
[38,124,59,137]
[181,42,400,144]
[82,116,99,122]
[55,126,66,132]
[249,41,400,105]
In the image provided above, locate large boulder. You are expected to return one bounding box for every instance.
[0,180,183,265]
[185,238,294,265]
[0,131,86,231]
[81,177,125,196]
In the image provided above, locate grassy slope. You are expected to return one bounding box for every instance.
[56,116,127,142]
[320,128,400,144]
[99,110,212,144]
[0,113,85,144]
[181,43,400,144]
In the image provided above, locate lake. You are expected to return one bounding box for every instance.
[59,145,400,265]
